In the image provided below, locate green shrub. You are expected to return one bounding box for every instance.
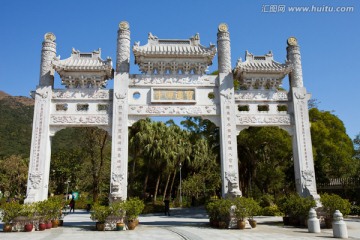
[261,205,282,216]
[124,197,145,220]
[143,202,164,214]
[321,193,351,218]
[205,199,232,222]
[350,205,360,215]
[276,194,316,218]
[233,197,261,220]
[0,201,22,224]
[90,203,110,223]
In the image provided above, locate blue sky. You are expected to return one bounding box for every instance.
[0,0,359,139]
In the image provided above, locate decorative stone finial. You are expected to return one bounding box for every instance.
[287,36,298,46]
[119,21,129,30]
[44,32,56,42]
[218,23,228,32]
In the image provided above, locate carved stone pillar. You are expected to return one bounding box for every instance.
[25,33,56,203]
[287,37,303,88]
[110,21,130,202]
[287,37,320,203]
[217,23,242,198]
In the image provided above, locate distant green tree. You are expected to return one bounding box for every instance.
[354,133,360,160]
[309,108,355,182]
[237,127,293,197]
[0,155,28,198]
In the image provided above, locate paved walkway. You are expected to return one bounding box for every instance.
[1,207,360,239]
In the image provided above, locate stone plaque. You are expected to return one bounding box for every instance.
[151,88,196,103]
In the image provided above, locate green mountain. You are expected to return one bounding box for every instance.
[0,91,34,158]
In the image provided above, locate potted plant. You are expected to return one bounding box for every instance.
[37,200,53,229]
[321,193,351,228]
[0,201,22,232]
[110,201,126,231]
[21,203,36,232]
[233,197,248,229]
[90,203,110,231]
[34,201,47,231]
[245,198,261,228]
[277,194,316,227]
[277,195,291,225]
[47,197,63,228]
[124,197,145,230]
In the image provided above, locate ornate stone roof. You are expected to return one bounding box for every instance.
[234,51,292,90]
[133,33,216,75]
[53,49,113,88]
[234,51,291,76]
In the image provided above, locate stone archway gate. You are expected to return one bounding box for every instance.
[25,22,320,203]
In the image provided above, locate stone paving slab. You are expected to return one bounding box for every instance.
[0,208,359,240]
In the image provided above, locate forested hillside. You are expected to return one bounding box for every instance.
[0,91,34,158]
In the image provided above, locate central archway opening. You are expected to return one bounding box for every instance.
[237,126,294,209]
[50,127,111,206]
[128,116,221,210]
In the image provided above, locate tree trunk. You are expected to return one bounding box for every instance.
[153,174,161,203]
[163,172,171,201]
[143,165,150,199]
[169,169,177,199]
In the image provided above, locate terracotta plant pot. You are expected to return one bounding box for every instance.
[24,223,33,232]
[249,219,257,228]
[46,221,52,229]
[3,223,12,232]
[127,220,137,230]
[96,222,105,231]
[237,220,246,229]
[116,222,125,231]
[51,219,59,228]
[38,223,46,231]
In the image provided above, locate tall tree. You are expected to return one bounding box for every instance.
[237,127,292,197]
[309,108,355,181]
[78,127,111,203]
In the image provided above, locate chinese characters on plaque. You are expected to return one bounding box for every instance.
[152,88,196,103]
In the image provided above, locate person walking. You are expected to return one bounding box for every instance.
[164,196,170,216]
[69,198,75,213]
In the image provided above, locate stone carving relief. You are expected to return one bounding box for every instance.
[130,75,216,86]
[111,173,124,193]
[110,172,124,199]
[237,115,291,125]
[225,172,242,198]
[234,90,288,101]
[29,173,43,189]
[115,92,127,99]
[50,115,109,125]
[294,92,306,100]
[52,89,110,99]
[301,169,320,201]
[129,105,217,116]
[302,170,314,187]
[35,88,49,99]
